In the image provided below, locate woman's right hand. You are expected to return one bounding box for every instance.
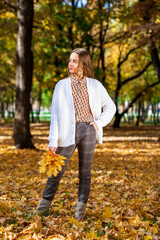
[49,147,56,152]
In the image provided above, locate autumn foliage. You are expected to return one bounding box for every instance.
[0,123,160,239]
[39,151,66,177]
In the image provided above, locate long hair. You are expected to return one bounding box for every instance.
[69,48,94,78]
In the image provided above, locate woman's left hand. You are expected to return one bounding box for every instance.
[90,122,98,131]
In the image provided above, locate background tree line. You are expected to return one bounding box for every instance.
[0,0,160,148]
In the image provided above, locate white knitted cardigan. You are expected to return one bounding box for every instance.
[48,76,116,148]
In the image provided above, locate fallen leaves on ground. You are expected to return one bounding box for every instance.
[0,123,160,239]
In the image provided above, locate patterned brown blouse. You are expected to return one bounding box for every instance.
[70,74,94,123]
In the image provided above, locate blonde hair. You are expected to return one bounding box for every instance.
[69,48,94,78]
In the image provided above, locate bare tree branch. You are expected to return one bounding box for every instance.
[122,61,152,85]
[123,80,160,115]
[4,0,18,11]
[119,46,141,66]
[0,77,15,90]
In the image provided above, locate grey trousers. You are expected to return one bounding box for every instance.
[42,122,96,204]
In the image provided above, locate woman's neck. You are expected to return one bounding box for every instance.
[70,73,84,80]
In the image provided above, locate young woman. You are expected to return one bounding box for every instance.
[36,48,116,221]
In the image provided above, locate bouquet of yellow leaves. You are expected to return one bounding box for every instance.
[38,151,67,177]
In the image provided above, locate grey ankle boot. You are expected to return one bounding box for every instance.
[35,198,52,216]
[75,202,87,221]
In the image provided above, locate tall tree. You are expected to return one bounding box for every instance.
[137,0,160,81]
[113,44,152,128]
[109,0,160,127]
[0,2,17,122]
[137,0,160,139]
[13,0,35,149]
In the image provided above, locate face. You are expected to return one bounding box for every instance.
[68,52,79,75]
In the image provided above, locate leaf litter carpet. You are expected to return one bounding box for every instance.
[0,123,160,240]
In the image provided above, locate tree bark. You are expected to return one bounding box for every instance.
[136,99,142,126]
[139,0,160,139]
[98,0,110,83]
[36,88,42,123]
[0,101,5,120]
[68,0,76,51]
[13,0,35,149]
[157,101,160,123]
[112,112,122,128]
[150,47,160,82]
[151,103,157,125]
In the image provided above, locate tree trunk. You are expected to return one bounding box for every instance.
[139,0,160,139]
[6,100,10,119]
[113,111,123,128]
[68,0,75,51]
[36,88,42,123]
[98,0,106,83]
[30,101,34,123]
[99,33,106,82]
[136,100,142,126]
[157,102,160,123]
[11,94,15,117]
[151,103,157,125]
[13,0,35,149]
[0,100,5,120]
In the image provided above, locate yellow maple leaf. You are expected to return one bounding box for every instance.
[86,231,98,239]
[102,207,112,220]
[0,227,3,235]
[54,201,63,211]
[54,161,63,171]
[39,164,46,173]
[46,157,51,165]
[68,217,83,227]
[144,236,153,240]
[58,158,66,165]
[52,167,59,177]
[46,167,52,177]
